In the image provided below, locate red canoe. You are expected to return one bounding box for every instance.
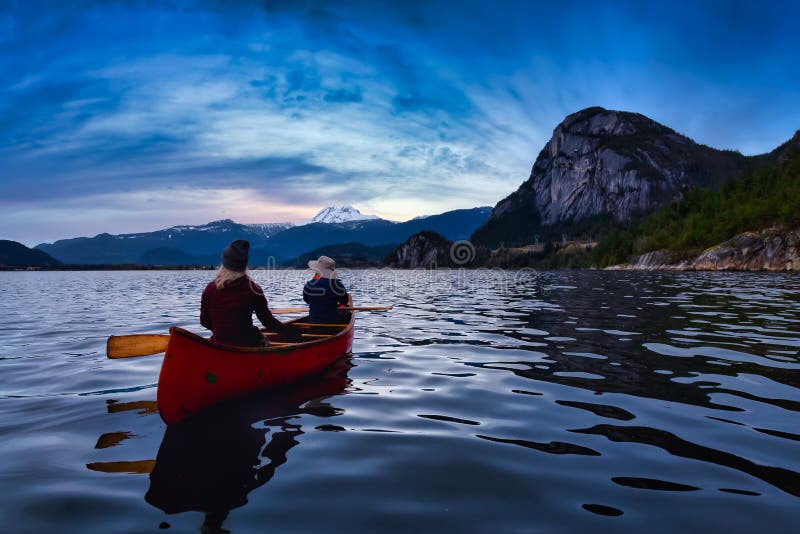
[157,310,354,425]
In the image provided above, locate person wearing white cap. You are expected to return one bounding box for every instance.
[303,255,349,324]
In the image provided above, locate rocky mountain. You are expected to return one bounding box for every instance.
[298,205,381,225]
[0,240,61,267]
[472,107,754,247]
[385,232,455,269]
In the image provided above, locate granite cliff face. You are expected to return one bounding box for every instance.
[472,107,749,247]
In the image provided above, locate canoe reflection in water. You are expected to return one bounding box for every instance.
[145,358,351,533]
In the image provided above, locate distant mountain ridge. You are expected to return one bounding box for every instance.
[36,219,290,265]
[137,247,218,266]
[35,206,492,265]
[288,242,397,268]
[1,240,61,267]
[245,222,295,237]
[472,106,764,247]
[257,206,492,262]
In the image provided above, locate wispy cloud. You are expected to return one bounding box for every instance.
[1,0,799,244]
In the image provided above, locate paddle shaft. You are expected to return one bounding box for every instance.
[270,305,393,314]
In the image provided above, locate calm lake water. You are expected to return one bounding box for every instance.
[1,269,798,532]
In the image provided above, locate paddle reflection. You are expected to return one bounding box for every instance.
[144,359,351,532]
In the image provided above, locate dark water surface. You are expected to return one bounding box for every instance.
[1,270,799,532]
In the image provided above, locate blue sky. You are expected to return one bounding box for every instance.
[1,0,799,245]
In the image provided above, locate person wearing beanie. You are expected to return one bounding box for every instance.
[303,255,350,324]
[221,239,249,271]
[200,240,300,346]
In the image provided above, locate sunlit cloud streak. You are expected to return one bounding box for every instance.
[1,0,798,244]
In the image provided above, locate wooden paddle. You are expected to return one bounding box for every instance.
[271,306,393,314]
[106,400,159,415]
[106,306,393,358]
[107,334,170,359]
[107,332,314,358]
[86,459,155,474]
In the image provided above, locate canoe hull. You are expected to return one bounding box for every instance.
[157,318,353,425]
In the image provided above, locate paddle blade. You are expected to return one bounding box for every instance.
[107,334,170,359]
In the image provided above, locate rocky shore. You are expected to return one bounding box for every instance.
[388,226,800,272]
[608,227,800,271]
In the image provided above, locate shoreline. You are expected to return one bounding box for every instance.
[3,265,799,273]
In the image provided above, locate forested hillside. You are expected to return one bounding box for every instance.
[592,136,800,266]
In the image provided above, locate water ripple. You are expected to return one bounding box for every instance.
[1,270,799,531]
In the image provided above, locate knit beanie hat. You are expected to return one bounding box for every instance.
[221,239,250,271]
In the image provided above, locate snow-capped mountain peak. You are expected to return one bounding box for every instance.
[299,205,380,225]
